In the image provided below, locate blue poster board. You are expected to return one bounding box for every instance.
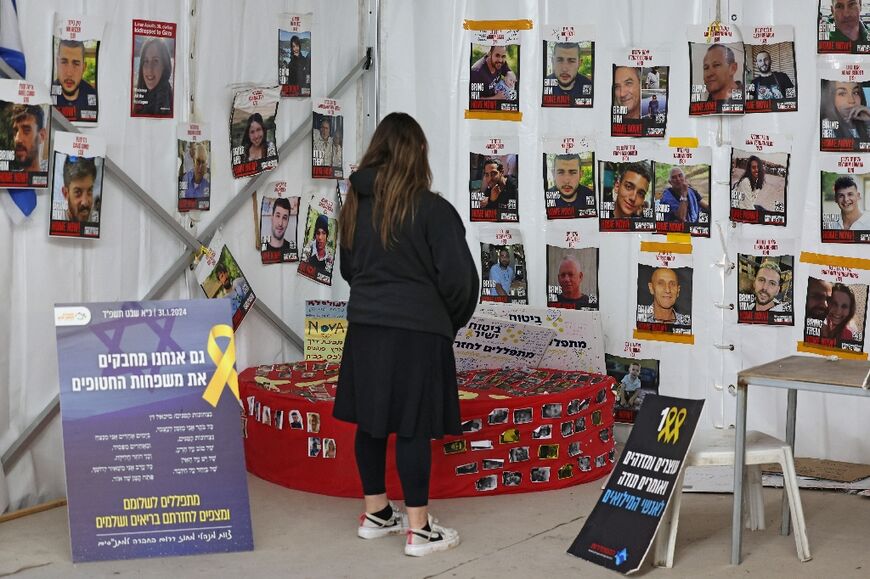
[54,299,253,562]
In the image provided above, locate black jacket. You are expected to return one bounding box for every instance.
[340,168,479,339]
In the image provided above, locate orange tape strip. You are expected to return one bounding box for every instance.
[640,241,693,254]
[464,110,523,122]
[796,342,868,361]
[463,19,534,31]
[799,252,870,271]
[633,330,695,345]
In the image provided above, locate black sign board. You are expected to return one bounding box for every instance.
[567,394,704,574]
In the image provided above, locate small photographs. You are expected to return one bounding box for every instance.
[499,428,520,444]
[596,388,607,404]
[488,408,509,425]
[323,438,336,459]
[599,427,611,443]
[456,462,478,475]
[443,440,467,455]
[502,471,522,486]
[578,456,592,472]
[558,463,574,480]
[541,402,563,419]
[274,409,284,430]
[531,425,553,440]
[560,421,574,437]
[513,408,533,424]
[288,410,304,429]
[531,467,551,483]
[566,399,581,415]
[509,446,530,463]
[482,459,504,470]
[608,448,616,463]
[307,437,321,457]
[306,412,320,433]
[595,454,607,468]
[475,475,499,492]
[461,418,483,433]
[591,410,603,426]
[574,417,587,432]
[471,440,494,451]
[538,444,560,460]
[567,441,582,457]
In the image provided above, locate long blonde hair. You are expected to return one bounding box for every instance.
[339,112,433,249]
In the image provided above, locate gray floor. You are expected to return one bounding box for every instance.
[1,474,869,578]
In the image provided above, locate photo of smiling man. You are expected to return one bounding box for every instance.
[820,165,870,244]
[689,25,745,115]
[611,51,670,138]
[635,261,693,336]
[598,158,655,233]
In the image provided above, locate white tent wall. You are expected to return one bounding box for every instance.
[380,0,870,463]
[0,0,362,512]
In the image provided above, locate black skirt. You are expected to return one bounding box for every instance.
[333,323,462,439]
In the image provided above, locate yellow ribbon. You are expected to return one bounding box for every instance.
[202,324,240,407]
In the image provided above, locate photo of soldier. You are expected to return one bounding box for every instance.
[598,160,656,232]
[260,195,300,264]
[177,138,210,212]
[0,98,51,189]
[744,39,797,113]
[469,41,520,113]
[49,147,104,239]
[230,87,280,179]
[820,170,870,243]
[736,254,794,325]
[688,34,745,115]
[818,0,870,54]
[803,276,867,353]
[604,354,660,424]
[729,149,789,226]
[820,77,870,153]
[541,38,593,108]
[611,64,669,138]
[480,243,527,304]
[543,150,595,219]
[635,264,693,335]
[470,151,519,222]
[298,204,337,286]
[654,162,711,236]
[130,20,176,118]
[51,29,100,123]
[278,15,311,97]
[546,246,598,310]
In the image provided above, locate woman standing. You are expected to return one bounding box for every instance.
[334,112,478,557]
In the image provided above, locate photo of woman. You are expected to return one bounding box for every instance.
[821,283,859,341]
[132,37,173,117]
[820,79,870,151]
[242,113,275,163]
[732,155,765,211]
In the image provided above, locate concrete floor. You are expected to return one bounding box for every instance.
[1,474,869,578]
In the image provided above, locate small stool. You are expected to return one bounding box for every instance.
[653,429,811,567]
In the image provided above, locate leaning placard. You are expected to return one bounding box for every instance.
[0,79,52,189]
[568,394,704,574]
[54,299,253,562]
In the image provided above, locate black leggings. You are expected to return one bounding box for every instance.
[354,428,431,508]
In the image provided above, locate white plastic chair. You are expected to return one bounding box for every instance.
[654,429,811,567]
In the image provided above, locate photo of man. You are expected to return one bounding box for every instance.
[654,163,711,236]
[613,66,641,121]
[260,195,299,264]
[599,160,655,232]
[636,264,693,334]
[480,243,527,304]
[470,151,519,222]
[821,173,870,242]
[279,23,311,97]
[546,246,598,310]
[469,43,519,111]
[745,46,795,109]
[819,0,870,53]
[737,255,794,325]
[298,205,336,286]
[179,142,210,200]
[689,37,744,115]
[544,152,595,219]
[9,104,48,172]
[60,156,98,224]
[51,38,99,123]
[542,40,593,108]
[612,58,669,138]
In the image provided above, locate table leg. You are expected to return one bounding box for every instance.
[781,388,797,536]
[732,383,747,565]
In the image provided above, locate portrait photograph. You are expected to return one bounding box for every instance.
[49,151,104,239]
[820,78,870,153]
[736,254,794,326]
[177,138,211,212]
[729,149,789,225]
[688,40,745,115]
[278,14,311,97]
[469,41,520,113]
[470,151,519,222]
[546,246,598,310]
[231,88,280,178]
[543,150,595,219]
[259,194,300,264]
[820,170,870,243]
[51,31,100,123]
[744,40,797,113]
[635,263,693,335]
[653,162,711,236]
[298,204,337,286]
[818,0,870,54]
[541,37,593,108]
[598,159,656,232]
[130,19,175,118]
[480,242,527,304]
[604,353,660,424]
[803,276,868,352]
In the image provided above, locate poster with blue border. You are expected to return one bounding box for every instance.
[54,299,253,562]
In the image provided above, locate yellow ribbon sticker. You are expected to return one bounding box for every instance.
[202,324,240,407]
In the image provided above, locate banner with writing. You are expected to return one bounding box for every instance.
[54,299,253,562]
[304,300,347,363]
[454,316,555,372]
[567,394,703,573]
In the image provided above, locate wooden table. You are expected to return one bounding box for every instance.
[733,355,870,564]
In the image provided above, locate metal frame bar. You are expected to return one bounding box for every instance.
[1,34,377,476]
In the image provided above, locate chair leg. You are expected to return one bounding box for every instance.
[654,469,685,568]
[780,448,812,562]
[745,465,765,531]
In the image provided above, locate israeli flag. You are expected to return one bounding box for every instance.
[0,0,36,221]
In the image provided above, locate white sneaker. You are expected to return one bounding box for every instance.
[357,502,409,539]
[404,514,460,557]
